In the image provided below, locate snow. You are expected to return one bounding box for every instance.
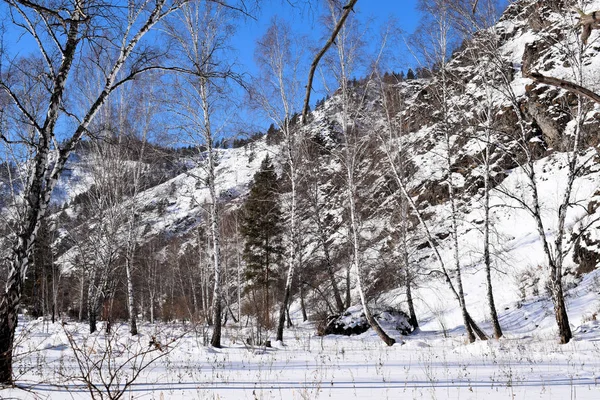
[4,279,600,400]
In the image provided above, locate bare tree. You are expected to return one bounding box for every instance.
[374,75,419,329]
[518,3,596,344]
[165,1,241,348]
[68,135,128,334]
[409,0,489,343]
[115,82,161,336]
[251,17,305,343]
[375,71,490,341]
[322,0,395,346]
[442,0,505,339]
[301,142,346,313]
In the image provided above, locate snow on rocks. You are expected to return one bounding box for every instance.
[320,305,415,337]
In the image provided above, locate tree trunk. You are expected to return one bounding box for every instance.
[484,165,502,339]
[300,284,308,322]
[466,312,488,341]
[88,274,98,334]
[0,305,17,384]
[276,132,298,343]
[148,294,154,325]
[346,145,394,347]
[0,262,25,384]
[400,197,418,329]
[209,172,223,347]
[377,77,487,342]
[203,76,224,347]
[405,273,418,329]
[446,130,477,344]
[89,308,97,334]
[482,97,502,339]
[276,286,291,342]
[311,187,345,313]
[237,238,242,323]
[320,227,344,312]
[345,265,351,308]
[125,260,138,336]
[78,273,85,322]
[286,306,292,328]
[553,280,572,344]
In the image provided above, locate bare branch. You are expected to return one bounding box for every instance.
[0,82,42,132]
[524,70,600,105]
[301,0,358,124]
[9,0,66,22]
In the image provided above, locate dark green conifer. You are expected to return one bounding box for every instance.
[241,155,283,328]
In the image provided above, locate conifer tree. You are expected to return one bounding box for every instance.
[241,155,283,329]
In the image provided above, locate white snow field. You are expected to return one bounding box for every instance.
[3,265,600,400]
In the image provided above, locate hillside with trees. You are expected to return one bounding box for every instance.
[2,0,600,397]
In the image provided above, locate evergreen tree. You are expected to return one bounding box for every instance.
[406,68,416,80]
[241,155,283,329]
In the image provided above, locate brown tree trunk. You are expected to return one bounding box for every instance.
[210,302,222,348]
[364,306,395,346]
[553,283,572,344]
[484,140,502,339]
[405,274,418,329]
[276,286,291,342]
[300,284,308,322]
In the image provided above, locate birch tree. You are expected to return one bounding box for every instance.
[323,0,395,346]
[302,139,346,313]
[165,1,240,348]
[502,3,596,344]
[113,83,159,336]
[455,0,594,344]
[374,76,419,328]
[251,18,305,343]
[442,0,505,339]
[374,0,488,343]
[375,71,489,340]
[421,0,479,343]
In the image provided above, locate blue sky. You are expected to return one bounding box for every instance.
[3,1,509,140]
[234,0,421,78]
[230,0,423,131]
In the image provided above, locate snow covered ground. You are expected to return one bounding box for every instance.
[4,267,600,400]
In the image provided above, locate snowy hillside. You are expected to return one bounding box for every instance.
[33,0,600,342]
[4,0,600,397]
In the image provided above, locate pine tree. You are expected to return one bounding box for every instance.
[241,155,283,329]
